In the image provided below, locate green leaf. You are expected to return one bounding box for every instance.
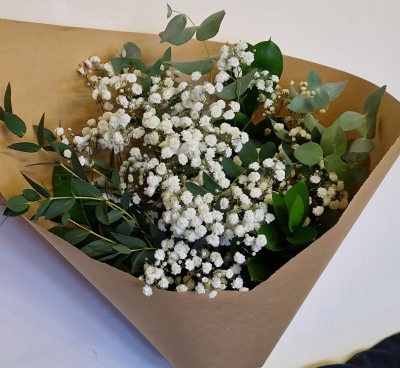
[238,141,258,167]
[287,94,315,114]
[22,173,50,198]
[323,154,348,173]
[61,212,70,226]
[161,47,172,63]
[4,112,26,138]
[333,111,365,131]
[111,57,133,73]
[95,200,109,225]
[258,223,284,251]
[4,83,12,113]
[314,90,329,109]
[293,142,323,166]
[80,240,114,258]
[149,223,166,246]
[251,39,283,78]
[33,124,56,143]
[283,181,309,227]
[142,59,162,95]
[7,195,29,212]
[303,114,325,134]
[321,80,347,101]
[131,250,154,274]
[35,113,45,148]
[185,182,209,196]
[320,125,347,157]
[363,85,386,139]
[202,172,222,194]
[44,198,75,220]
[349,138,375,153]
[71,179,100,198]
[121,42,141,59]
[286,226,317,244]
[64,229,89,245]
[272,192,289,233]
[0,106,4,121]
[107,208,124,223]
[288,195,304,232]
[167,58,213,75]
[111,167,120,189]
[120,190,130,210]
[159,14,187,43]
[259,142,276,161]
[307,70,322,91]
[34,198,50,221]
[247,251,271,282]
[113,244,132,255]
[222,156,245,179]
[111,232,146,249]
[115,220,135,236]
[8,142,40,153]
[196,10,225,41]
[163,27,196,46]
[22,189,40,202]
[214,69,257,100]
[166,3,172,18]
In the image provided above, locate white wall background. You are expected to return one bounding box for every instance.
[1,1,400,367]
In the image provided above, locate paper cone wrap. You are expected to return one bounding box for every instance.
[1,19,399,368]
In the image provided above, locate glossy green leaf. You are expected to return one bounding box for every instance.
[258,224,283,251]
[4,83,12,113]
[286,226,317,244]
[349,138,375,153]
[45,198,75,220]
[8,142,40,153]
[284,181,309,218]
[272,192,289,233]
[196,10,225,41]
[222,156,245,179]
[288,195,304,232]
[7,195,29,212]
[185,182,209,196]
[22,189,40,202]
[64,229,89,245]
[72,179,100,198]
[320,125,346,157]
[251,39,283,78]
[363,85,386,139]
[34,198,50,221]
[307,70,322,91]
[159,14,187,43]
[323,154,348,173]
[167,58,213,75]
[95,200,109,225]
[121,42,141,59]
[238,141,258,167]
[112,232,146,249]
[247,252,271,282]
[293,142,323,166]
[4,112,26,138]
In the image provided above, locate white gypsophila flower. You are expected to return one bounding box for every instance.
[63,149,72,159]
[310,174,321,184]
[209,290,218,298]
[233,252,246,264]
[143,285,153,297]
[312,206,324,216]
[55,127,64,136]
[191,71,202,81]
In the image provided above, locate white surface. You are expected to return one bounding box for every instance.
[1,1,400,367]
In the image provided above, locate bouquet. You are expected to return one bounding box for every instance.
[2,6,385,299]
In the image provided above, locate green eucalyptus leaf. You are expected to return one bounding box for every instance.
[167,58,213,75]
[333,111,366,131]
[112,232,146,249]
[107,208,124,223]
[4,83,12,113]
[165,27,196,46]
[61,212,70,226]
[8,142,40,153]
[167,3,172,18]
[307,70,323,91]
[4,112,26,138]
[113,244,132,255]
[286,226,317,244]
[0,106,4,121]
[214,69,257,100]
[303,114,325,134]
[222,156,245,179]
[121,42,141,59]
[33,124,56,143]
[363,85,386,139]
[321,80,347,101]
[349,138,375,153]
[202,172,222,194]
[320,125,347,157]
[293,142,323,166]
[314,90,329,109]
[64,229,89,245]
[7,195,29,212]
[72,179,100,198]
[95,200,109,225]
[161,47,172,63]
[131,58,148,74]
[185,182,209,196]
[37,113,45,147]
[323,154,348,173]
[22,189,40,202]
[111,57,133,73]
[238,141,258,167]
[131,250,154,274]
[111,167,120,189]
[142,59,162,95]
[45,198,75,220]
[259,142,277,161]
[159,14,187,43]
[196,10,225,41]
[287,94,315,114]
[22,173,50,198]
[115,220,135,236]
[120,190,130,210]
[80,240,114,258]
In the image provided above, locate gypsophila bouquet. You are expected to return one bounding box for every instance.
[2,5,385,298]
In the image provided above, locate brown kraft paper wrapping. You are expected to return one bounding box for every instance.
[0,19,399,368]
